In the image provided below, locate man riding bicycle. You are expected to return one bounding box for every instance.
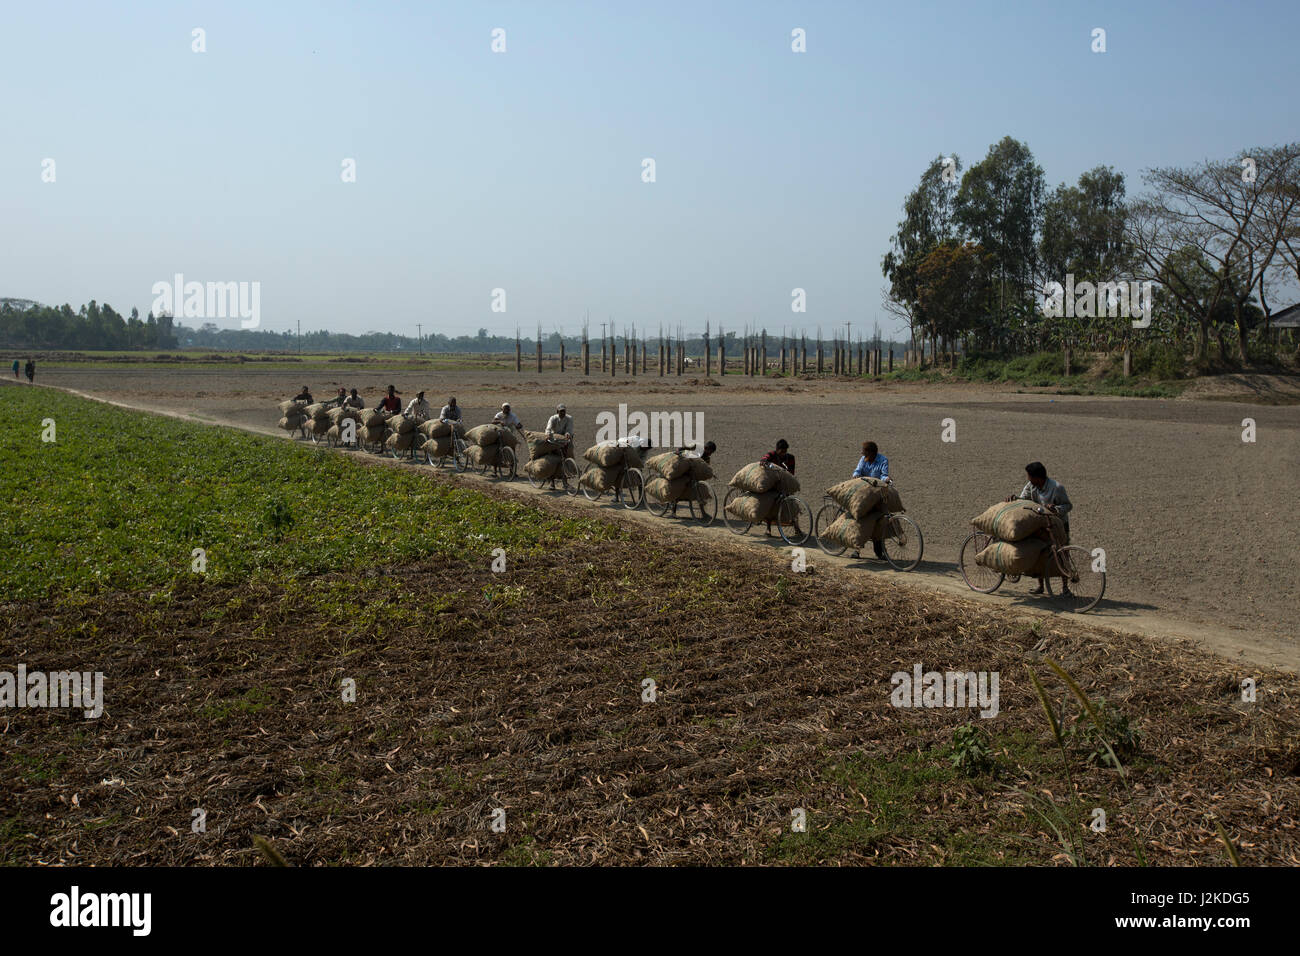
[404,390,433,423]
[375,385,401,415]
[849,440,889,559]
[1005,461,1073,595]
[759,439,795,537]
[439,396,463,425]
[546,404,575,457]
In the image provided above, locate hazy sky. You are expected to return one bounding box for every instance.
[2,0,1296,340]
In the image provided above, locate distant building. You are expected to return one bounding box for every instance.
[1270,303,1300,329]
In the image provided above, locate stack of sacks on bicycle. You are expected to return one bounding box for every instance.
[970,500,1064,575]
[417,419,465,459]
[324,405,364,444]
[301,403,332,439]
[524,430,566,480]
[460,423,517,468]
[276,399,309,432]
[725,462,799,523]
[821,477,902,549]
[580,441,644,493]
[642,450,711,502]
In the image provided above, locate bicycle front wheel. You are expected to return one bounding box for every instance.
[498,446,517,481]
[882,514,924,572]
[722,487,751,535]
[777,497,813,546]
[689,481,717,525]
[580,463,603,501]
[814,504,847,556]
[1044,545,1105,613]
[959,531,1003,593]
[560,457,580,496]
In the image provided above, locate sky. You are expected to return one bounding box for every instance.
[1,0,1297,341]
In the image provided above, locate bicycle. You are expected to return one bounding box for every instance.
[722,463,812,545]
[526,434,579,495]
[388,416,427,462]
[644,445,716,524]
[813,480,923,571]
[423,421,468,470]
[579,445,646,510]
[958,507,1105,613]
[458,423,517,480]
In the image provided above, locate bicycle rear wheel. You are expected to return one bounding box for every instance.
[882,514,923,572]
[498,446,517,481]
[1044,545,1105,613]
[814,504,847,556]
[646,477,673,517]
[959,531,1004,593]
[777,497,813,546]
[722,487,751,535]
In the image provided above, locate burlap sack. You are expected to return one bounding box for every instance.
[972,500,1053,542]
[527,434,564,461]
[646,452,689,480]
[975,538,1049,574]
[686,458,714,481]
[771,468,799,495]
[580,465,622,493]
[495,425,517,449]
[424,435,453,459]
[465,424,500,446]
[385,431,421,452]
[828,478,886,519]
[278,414,306,431]
[363,409,388,428]
[304,403,327,419]
[278,399,307,415]
[824,512,879,550]
[584,443,625,468]
[525,454,562,480]
[389,416,417,436]
[730,462,778,494]
[726,490,780,523]
[466,444,501,467]
[645,475,692,503]
[364,424,387,443]
[310,417,331,436]
[423,419,464,439]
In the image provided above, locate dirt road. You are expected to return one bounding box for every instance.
[16,366,1299,671]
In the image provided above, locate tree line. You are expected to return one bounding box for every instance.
[882,137,1300,366]
[0,301,178,351]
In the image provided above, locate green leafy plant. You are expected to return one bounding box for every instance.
[950,723,996,777]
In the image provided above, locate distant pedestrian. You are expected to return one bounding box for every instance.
[10,359,18,379]
[24,359,35,383]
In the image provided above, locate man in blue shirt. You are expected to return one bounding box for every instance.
[852,441,888,480]
[848,441,889,560]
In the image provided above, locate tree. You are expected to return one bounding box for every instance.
[955,137,1046,339]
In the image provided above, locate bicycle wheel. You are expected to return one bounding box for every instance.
[722,487,751,535]
[498,446,517,481]
[959,531,1003,593]
[815,504,847,556]
[688,481,717,525]
[526,461,544,488]
[453,438,470,473]
[646,476,673,517]
[1044,545,1105,613]
[580,462,604,501]
[560,457,580,496]
[619,469,645,510]
[777,497,813,546]
[881,514,923,572]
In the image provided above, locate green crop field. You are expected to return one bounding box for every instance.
[0,386,616,602]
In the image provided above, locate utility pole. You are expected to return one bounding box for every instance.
[297,319,300,354]
[417,323,423,355]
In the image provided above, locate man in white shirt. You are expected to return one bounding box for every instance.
[404,391,432,422]
[545,403,575,458]
[492,402,523,429]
